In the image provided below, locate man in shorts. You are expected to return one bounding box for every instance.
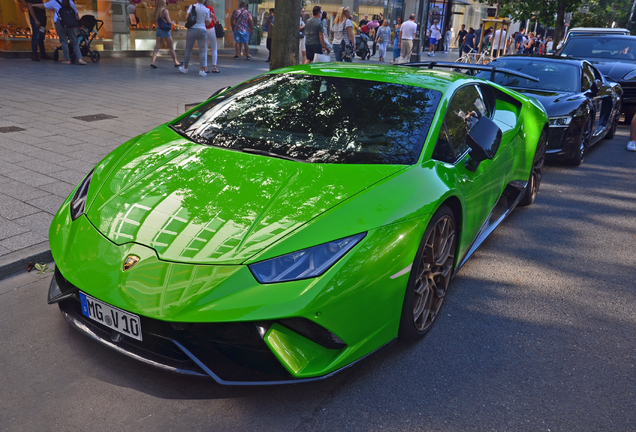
[231,1,253,59]
[427,19,441,57]
[303,5,326,64]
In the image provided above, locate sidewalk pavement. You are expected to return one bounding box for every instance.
[0,46,461,278]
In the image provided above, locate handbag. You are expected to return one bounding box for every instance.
[157,16,171,31]
[340,40,353,61]
[185,5,197,29]
[215,21,225,38]
[313,53,331,63]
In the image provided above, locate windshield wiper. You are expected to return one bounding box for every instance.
[241,148,304,162]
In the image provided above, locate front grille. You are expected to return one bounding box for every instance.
[621,85,636,101]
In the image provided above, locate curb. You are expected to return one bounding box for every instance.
[0,242,53,281]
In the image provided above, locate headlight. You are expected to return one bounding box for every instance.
[623,70,636,80]
[70,171,94,221]
[249,233,366,283]
[549,116,572,127]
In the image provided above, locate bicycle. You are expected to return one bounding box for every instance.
[453,47,490,74]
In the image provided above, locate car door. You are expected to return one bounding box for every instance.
[432,84,507,252]
[589,63,615,135]
[581,62,603,138]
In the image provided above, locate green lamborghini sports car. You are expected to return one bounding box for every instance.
[48,62,548,385]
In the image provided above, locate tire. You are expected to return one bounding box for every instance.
[398,205,457,340]
[90,51,100,63]
[519,129,547,207]
[567,116,591,166]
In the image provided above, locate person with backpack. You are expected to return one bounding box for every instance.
[33,0,86,64]
[178,0,211,76]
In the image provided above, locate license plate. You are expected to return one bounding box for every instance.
[79,292,143,341]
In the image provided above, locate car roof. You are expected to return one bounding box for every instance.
[568,27,630,33]
[498,54,585,67]
[564,34,636,42]
[269,63,469,93]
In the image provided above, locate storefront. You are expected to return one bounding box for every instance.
[0,0,250,57]
[1,0,494,57]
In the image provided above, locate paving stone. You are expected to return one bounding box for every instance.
[47,169,87,185]
[0,180,51,201]
[15,159,68,175]
[0,160,22,174]
[37,181,75,198]
[0,244,10,257]
[0,231,48,252]
[0,217,29,241]
[14,212,53,237]
[3,169,58,188]
[26,195,64,215]
[0,194,41,220]
[0,149,33,163]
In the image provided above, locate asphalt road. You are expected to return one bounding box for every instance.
[1,127,635,432]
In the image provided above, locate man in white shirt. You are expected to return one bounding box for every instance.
[427,19,441,57]
[399,14,417,62]
[491,26,507,57]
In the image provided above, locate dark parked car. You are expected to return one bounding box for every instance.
[475,56,622,165]
[555,35,636,122]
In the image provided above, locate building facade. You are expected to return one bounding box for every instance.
[0,0,496,57]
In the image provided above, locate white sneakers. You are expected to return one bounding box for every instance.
[199,70,207,77]
[179,66,188,74]
[627,140,636,152]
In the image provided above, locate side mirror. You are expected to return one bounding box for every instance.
[465,116,502,171]
[209,86,231,100]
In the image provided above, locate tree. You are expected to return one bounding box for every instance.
[570,0,633,29]
[477,0,587,46]
[270,0,302,71]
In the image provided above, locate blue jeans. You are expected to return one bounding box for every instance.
[333,43,352,62]
[55,20,82,61]
[30,17,46,56]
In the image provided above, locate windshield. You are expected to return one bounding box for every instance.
[172,74,441,165]
[475,59,580,92]
[560,37,636,61]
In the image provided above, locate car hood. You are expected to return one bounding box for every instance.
[511,89,579,116]
[86,126,405,265]
[586,59,636,79]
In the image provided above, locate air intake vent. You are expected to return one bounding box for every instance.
[278,318,347,350]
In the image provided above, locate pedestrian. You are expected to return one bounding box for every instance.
[455,24,466,58]
[203,0,219,73]
[150,0,181,68]
[26,0,51,61]
[491,25,506,57]
[321,11,331,53]
[627,113,636,151]
[265,8,274,62]
[32,0,87,64]
[359,13,369,30]
[515,28,526,54]
[231,1,253,60]
[443,26,451,53]
[299,7,306,64]
[481,27,493,52]
[370,13,384,57]
[391,17,402,64]
[463,27,476,56]
[507,32,517,54]
[427,18,441,57]
[524,32,535,54]
[400,13,417,62]
[331,6,355,62]
[303,5,326,64]
[375,19,390,62]
[546,37,554,52]
[474,23,483,49]
[179,0,210,76]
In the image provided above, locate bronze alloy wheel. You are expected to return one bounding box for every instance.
[399,205,456,339]
[520,129,546,207]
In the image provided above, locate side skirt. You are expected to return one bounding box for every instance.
[454,180,527,275]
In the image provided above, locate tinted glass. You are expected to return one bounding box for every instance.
[474,59,580,92]
[582,63,595,91]
[435,85,487,162]
[560,37,636,61]
[172,74,442,165]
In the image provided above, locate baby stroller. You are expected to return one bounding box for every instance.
[355,33,371,60]
[53,15,104,63]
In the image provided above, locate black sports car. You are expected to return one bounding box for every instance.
[555,35,636,121]
[476,56,622,165]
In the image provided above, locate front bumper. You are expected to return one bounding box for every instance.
[49,267,388,385]
[545,126,576,160]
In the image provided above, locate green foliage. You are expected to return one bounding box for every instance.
[247,0,265,4]
[570,0,633,29]
[476,0,586,27]
[35,263,54,274]
[255,25,264,44]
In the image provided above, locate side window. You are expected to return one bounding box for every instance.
[433,85,487,163]
[590,64,603,81]
[581,64,595,91]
